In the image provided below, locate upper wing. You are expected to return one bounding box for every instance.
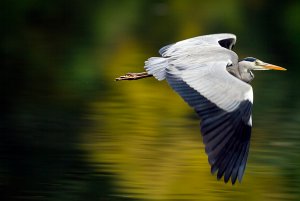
[165,45,253,184]
[159,33,236,57]
[145,34,236,81]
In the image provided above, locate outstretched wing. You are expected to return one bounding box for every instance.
[159,33,236,57]
[163,34,252,184]
[145,33,236,81]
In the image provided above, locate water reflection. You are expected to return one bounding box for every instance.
[82,78,298,200]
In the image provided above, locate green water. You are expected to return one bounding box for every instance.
[2,1,300,200]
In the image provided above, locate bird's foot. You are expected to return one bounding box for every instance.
[115,72,152,81]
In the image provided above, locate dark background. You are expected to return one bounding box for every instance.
[2,0,300,200]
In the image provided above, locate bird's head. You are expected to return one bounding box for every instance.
[240,57,287,71]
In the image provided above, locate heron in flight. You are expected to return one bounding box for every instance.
[116,33,286,184]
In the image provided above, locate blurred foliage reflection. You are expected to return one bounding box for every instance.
[2,0,300,200]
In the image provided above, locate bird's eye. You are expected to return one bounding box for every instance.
[255,61,259,65]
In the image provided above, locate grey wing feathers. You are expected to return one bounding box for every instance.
[145,34,236,81]
[159,33,236,57]
[169,52,252,112]
[166,60,253,184]
[166,66,252,184]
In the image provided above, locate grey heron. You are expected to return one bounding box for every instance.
[116,33,286,184]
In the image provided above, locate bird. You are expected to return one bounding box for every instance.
[116,33,286,184]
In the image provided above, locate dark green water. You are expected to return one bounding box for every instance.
[2,1,300,200]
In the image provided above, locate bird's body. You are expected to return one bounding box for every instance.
[116,33,286,184]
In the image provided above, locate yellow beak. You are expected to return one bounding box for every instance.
[262,64,287,71]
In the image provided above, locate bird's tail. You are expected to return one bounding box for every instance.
[144,57,167,81]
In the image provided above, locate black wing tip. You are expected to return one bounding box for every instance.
[208,142,250,185]
[204,119,251,185]
[211,169,243,185]
[218,38,236,50]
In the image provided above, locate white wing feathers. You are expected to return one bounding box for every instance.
[145,33,236,81]
[168,46,253,108]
